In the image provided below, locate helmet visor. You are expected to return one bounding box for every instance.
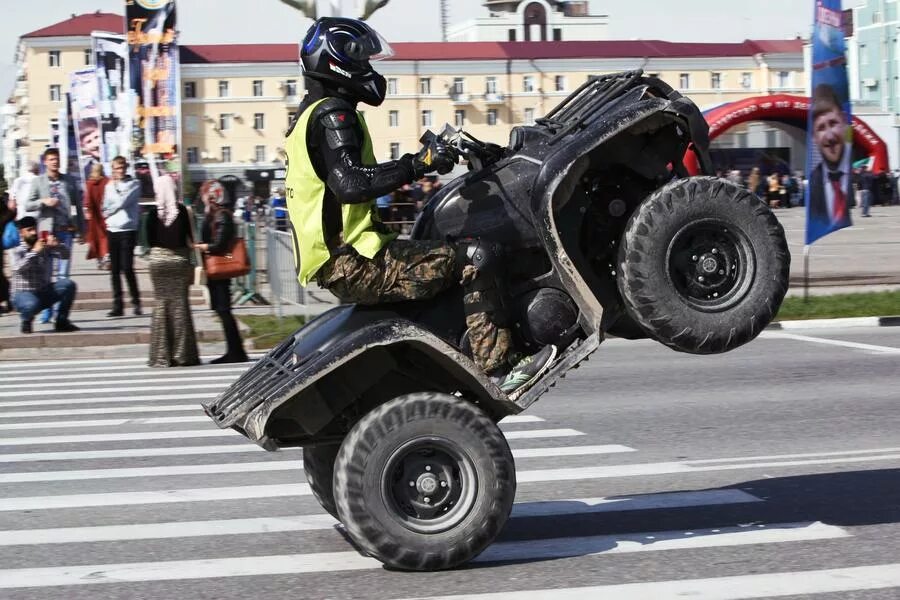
[342,30,394,63]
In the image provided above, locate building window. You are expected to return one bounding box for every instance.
[486,76,498,94]
[454,109,466,127]
[183,81,196,99]
[420,77,431,95]
[524,108,535,124]
[253,80,264,97]
[421,110,432,128]
[49,85,62,102]
[777,71,791,88]
[553,28,562,41]
[523,75,535,93]
[219,113,231,130]
[390,142,400,160]
[508,29,517,41]
[254,113,265,130]
[861,45,869,66]
[387,78,398,95]
[452,78,465,95]
[487,109,498,126]
[741,72,753,89]
[284,79,298,97]
[221,146,232,162]
[555,75,566,92]
[711,72,722,89]
[218,80,229,97]
[187,147,199,164]
[679,73,690,89]
[389,110,399,127]
[84,49,93,66]
[184,115,200,133]
[255,145,266,162]
[48,50,61,67]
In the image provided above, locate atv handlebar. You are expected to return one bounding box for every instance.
[421,125,506,172]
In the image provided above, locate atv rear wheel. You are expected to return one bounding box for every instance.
[303,444,340,519]
[333,393,516,571]
[618,176,790,354]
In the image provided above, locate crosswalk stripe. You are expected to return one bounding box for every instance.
[0,375,239,391]
[398,563,900,600]
[0,405,204,418]
[0,490,761,546]
[0,363,250,376]
[0,521,848,589]
[0,366,251,383]
[0,443,629,464]
[0,427,581,447]
[0,416,211,431]
[0,394,212,408]
[0,384,231,398]
[0,355,263,371]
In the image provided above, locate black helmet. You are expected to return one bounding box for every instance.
[300,17,394,107]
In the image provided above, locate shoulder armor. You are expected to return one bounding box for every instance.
[314,97,358,130]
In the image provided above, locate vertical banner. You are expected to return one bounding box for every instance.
[69,69,103,186]
[92,32,131,172]
[60,94,80,179]
[805,0,853,245]
[125,0,181,198]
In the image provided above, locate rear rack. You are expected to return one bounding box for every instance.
[537,70,644,145]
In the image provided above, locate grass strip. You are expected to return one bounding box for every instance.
[239,315,307,349]
[777,290,900,321]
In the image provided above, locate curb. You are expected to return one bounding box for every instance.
[767,316,900,330]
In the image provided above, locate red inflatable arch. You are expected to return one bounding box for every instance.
[684,94,889,175]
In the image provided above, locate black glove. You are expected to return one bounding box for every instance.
[410,138,459,177]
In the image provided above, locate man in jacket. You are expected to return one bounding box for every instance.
[284,18,556,399]
[103,155,142,317]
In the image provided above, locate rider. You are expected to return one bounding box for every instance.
[284,17,556,399]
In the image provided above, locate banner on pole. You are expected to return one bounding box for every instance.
[92,32,131,173]
[125,0,181,198]
[68,70,103,186]
[805,0,853,245]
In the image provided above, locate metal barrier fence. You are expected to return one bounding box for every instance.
[266,225,307,317]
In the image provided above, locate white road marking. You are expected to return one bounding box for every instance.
[0,363,251,377]
[0,393,212,408]
[0,355,263,371]
[0,443,628,464]
[502,429,584,440]
[762,332,900,354]
[0,490,760,546]
[0,375,240,391]
[0,405,203,418]
[498,415,544,424]
[776,317,882,330]
[0,366,250,383]
[0,384,232,398]
[0,521,847,589]
[404,564,900,600]
[0,416,211,431]
[0,461,298,483]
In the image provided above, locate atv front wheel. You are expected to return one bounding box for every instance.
[303,444,340,519]
[618,176,790,354]
[333,393,516,571]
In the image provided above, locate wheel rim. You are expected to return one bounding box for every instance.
[381,436,479,534]
[666,219,756,312]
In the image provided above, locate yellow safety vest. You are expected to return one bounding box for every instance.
[284,98,397,286]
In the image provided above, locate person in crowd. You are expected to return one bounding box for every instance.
[747,167,762,197]
[765,174,786,209]
[808,84,853,232]
[858,167,874,218]
[145,175,200,368]
[10,216,78,334]
[25,148,83,323]
[270,188,288,231]
[103,155,143,317]
[0,193,14,314]
[84,163,110,270]
[10,161,39,220]
[284,17,556,398]
[195,184,248,364]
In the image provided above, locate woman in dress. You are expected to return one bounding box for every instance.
[145,175,200,367]
[84,163,109,269]
[194,182,248,364]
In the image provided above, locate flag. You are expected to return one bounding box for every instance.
[805,0,853,245]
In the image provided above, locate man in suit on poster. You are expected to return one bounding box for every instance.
[807,83,853,239]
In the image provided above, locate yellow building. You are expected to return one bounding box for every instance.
[3,12,806,194]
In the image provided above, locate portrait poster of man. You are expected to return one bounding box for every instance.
[805,0,853,245]
[69,70,103,186]
[125,0,182,195]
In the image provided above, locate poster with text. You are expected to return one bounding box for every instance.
[69,69,103,186]
[92,32,131,172]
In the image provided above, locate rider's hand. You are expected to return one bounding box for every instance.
[410,139,459,177]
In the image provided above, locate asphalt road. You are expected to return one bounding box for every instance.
[0,326,898,599]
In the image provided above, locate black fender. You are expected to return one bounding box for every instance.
[202,305,521,449]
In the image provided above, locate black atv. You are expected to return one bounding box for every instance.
[202,70,790,571]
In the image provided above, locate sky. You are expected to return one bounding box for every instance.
[1,0,816,101]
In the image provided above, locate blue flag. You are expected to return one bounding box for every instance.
[805,0,853,245]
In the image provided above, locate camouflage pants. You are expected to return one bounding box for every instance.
[317,239,514,373]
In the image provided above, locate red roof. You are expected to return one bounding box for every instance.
[22,12,124,38]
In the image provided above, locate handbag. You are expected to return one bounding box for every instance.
[2,221,19,250]
[203,236,251,281]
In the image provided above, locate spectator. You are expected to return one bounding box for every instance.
[10,161,39,220]
[145,175,200,367]
[747,167,763,197]
[0,193,14,313]
[860,168,875,218]
[765,174,786,209]
[375,192,393,225]
[10,216,78,334]
[103,156,143,317]
[270,188,287,231]
[195,186,248,364]
[84,163,110,270]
